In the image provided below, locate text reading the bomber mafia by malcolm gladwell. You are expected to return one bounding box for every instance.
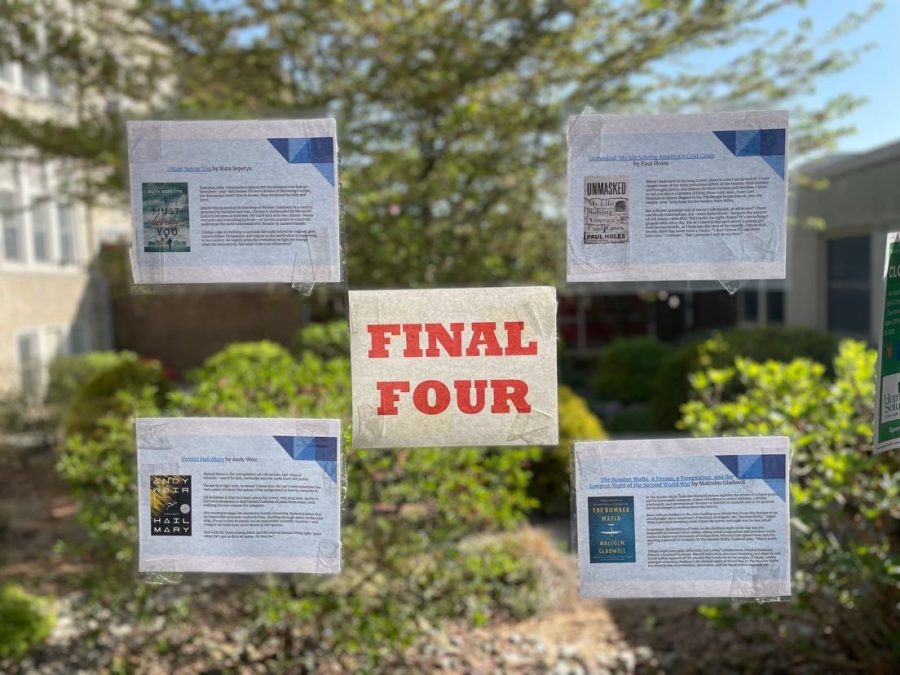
[349,287,559,449]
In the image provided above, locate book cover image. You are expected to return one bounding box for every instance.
[588,495,636,563]
[150,475,192,536]
[142,182,190,252]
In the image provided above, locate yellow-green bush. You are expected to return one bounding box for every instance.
[0,584,56,661]
[681,340,898,669]
[528,385,606,515]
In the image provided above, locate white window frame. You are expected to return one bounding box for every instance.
[15,324,71,400]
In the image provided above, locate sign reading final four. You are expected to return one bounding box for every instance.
[349,287,558,448]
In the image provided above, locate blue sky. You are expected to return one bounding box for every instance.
[772,1,900,154]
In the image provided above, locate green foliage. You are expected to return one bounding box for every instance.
[0,391,29,433]
[56,342,546,663]
[681,340,899,668]
[57,388,161,566]
[0,584,56,660]
[529,386,606,516]
[291,320,350,360]
[171,341,351,418]
[593,337,672,404]
[605,405,657,434]
[61,353,170,438]
[45,352,129,409]
[652,327,838,430]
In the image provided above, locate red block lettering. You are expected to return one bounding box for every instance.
[413,380,451,415]
[503,321,538,355]
[376,381,410,415]
[454,379,488,414]
[425,323,464,357]
[465,322,503,356]
[367,324,401,358]
[490,379,531,413]
[402,323,424,357]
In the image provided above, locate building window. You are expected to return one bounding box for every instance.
[57,203,77,264]
[766,290,785,323]
[17,332,41,400]
[1,190,22,261]
[826,235,870,336]
[20,65,40,95]
[32,200,52,262]
[0,62,14,85]
[742,290,758,322]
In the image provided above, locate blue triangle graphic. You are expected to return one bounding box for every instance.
[268,138,291,162]
[318,460,337,482]
[716,455,740,477]
[713,131,737,155]
[764,478,786,501]
[762,154,785,179]
[289,138,311,163]
[738,455,764,479]
[273,435,294,458]
[735,130,761,156]
[313,162,335,186]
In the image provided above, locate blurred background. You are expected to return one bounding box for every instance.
[0,1,897,673]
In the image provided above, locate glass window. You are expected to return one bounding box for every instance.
[57,203,77,263]
[742,290,758,322]
[44,326,67,360]
[0,190,22,261]
[17,332,40,400]
[20,65,40,95]
[32,200,52,262]
[0,62,14,85]
[766,291,785,323]
[827,236,870,336]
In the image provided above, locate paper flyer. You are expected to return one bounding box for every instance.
[875,231,900,453]
[349,287,559,448]
[575,437,791,599]
[567,110,788,282]
[127,119,341,284]
[136,417,341,574]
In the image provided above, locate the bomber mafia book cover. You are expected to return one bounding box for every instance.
[588,495,636,563]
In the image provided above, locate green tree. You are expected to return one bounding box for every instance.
[0,1,881,283]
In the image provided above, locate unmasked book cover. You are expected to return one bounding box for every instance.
[588,495,636,563]
[142,182,190,252]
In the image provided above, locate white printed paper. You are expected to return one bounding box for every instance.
[137,417,341,574]
[567,110,788,282]
[575,437,791,599]
[127,119,340,284]
[349,287,558,448]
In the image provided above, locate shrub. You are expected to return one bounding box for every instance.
[291,319,350,360]
[57,340,546,666]
[57,388,161,566]
[61,353,170,438]
[605,405,657,434]
[45,352,131,410]
[529,385,606,515]
[592,337,672,404]
[0,391,29,433]
[652,326,838,430]
[171,340,351,418]
[0,584,56,661]
[680,340,899,669]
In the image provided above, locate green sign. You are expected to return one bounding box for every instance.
[876,233,900,453]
